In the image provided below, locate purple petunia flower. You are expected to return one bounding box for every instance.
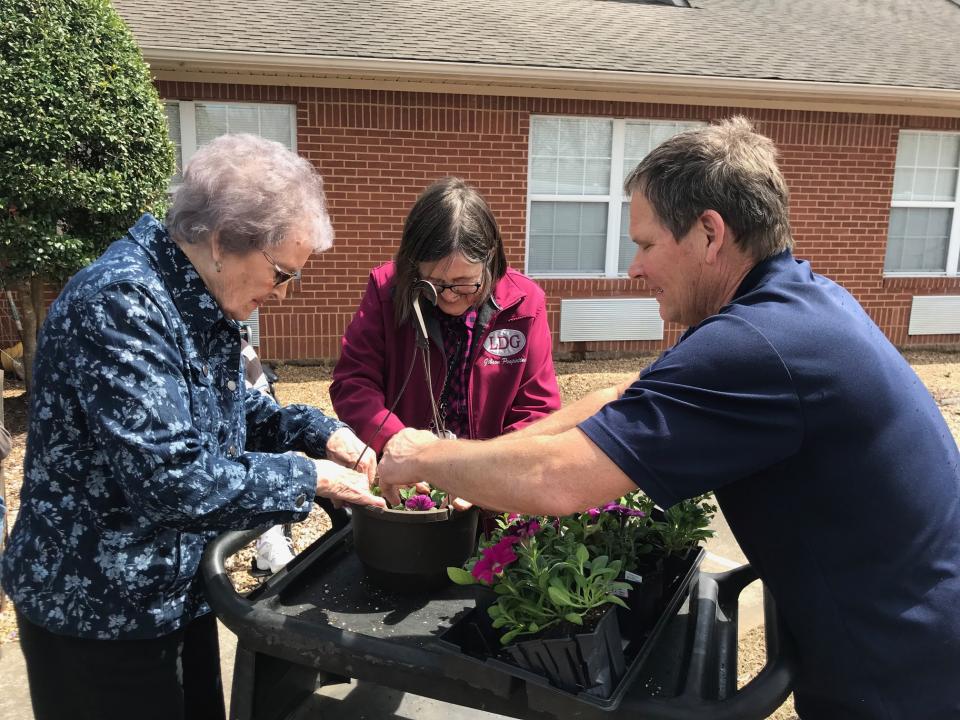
[504,516,542,539]
[405,494,436,511]
[471,535,522,583]
[602,503,646,518]
[517,519,540,537]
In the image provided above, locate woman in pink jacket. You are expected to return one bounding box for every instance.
[331,177,561,455]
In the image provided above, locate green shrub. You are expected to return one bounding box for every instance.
[0,0,173,283]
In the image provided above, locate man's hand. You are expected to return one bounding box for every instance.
[444,495,473,512]
[314,459,386,509]
[378,428,440,505]
[325,427,377,485]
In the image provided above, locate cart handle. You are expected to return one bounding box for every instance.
[622,564,797,719]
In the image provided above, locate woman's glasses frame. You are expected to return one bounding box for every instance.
[428,280,482,298]
[261,249,301,288]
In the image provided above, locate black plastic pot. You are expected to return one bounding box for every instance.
[616,563,664,643]
[505,607,627,698]
[351,505,479,593]
[663,546,699,595]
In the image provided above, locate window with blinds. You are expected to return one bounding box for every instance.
[526,116,701,278]
[886,130,960,275]
[162,101,297,186]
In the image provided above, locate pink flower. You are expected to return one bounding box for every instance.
[471,535,521,583]
[517,519,540,538]
[587,507,601,519]
[405,494,436,511]
[603,503,645,518]
[504,516,542,538]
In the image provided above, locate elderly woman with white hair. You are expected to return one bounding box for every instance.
[1,134,383,720]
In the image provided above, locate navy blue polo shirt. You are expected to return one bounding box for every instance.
[580,250,960,719]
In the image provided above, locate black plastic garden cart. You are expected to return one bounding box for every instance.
[201,502,796,720]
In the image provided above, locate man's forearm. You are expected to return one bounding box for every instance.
[423,434,554,513]
[377,378,638,513]
[414,428,636,516]
[509,382,628,440]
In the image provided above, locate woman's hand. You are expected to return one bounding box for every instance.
[378,428,440,505]
[313,459,386,509]
[325,427,377,485]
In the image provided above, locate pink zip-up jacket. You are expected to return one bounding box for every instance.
[330,262,561,453]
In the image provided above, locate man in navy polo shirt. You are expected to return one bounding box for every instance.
[379,117,960,718]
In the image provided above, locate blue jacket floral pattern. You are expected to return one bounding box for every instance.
[1,215,344,640]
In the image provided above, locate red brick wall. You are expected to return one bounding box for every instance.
[8,82,956,361]
[0,291,19,348]
[0,285,61,350]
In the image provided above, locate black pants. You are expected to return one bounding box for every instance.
[17,610,226,720]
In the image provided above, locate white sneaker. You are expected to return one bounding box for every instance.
[255,525,295,574]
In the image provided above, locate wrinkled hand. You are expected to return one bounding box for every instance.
[378,428,440,505]
[325,427,377,485]
[313,459,386,510]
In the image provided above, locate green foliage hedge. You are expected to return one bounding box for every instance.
[0,0,174,283]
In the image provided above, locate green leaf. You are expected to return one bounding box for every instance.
[446,567,476,585]
[563,613,583,625]
[605,595,629,609]
[548,585,574,607]
[500,627,524,645]
[575,544,589,565]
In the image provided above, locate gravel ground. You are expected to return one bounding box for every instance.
[3,350,960,719]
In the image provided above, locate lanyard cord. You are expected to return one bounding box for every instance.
[421,345,446,436]
[350,283,445,469]
[350,339,423,471]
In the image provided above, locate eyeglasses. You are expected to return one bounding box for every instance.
[430,281,482,298]
[261,250,301,288]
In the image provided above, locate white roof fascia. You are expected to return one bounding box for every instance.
[143,47,960,118]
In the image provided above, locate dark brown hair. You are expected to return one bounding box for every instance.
[394,177,507,325]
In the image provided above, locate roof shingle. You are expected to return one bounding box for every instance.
[114,0,960,91]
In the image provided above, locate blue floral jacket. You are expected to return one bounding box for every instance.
[1,215,344,640]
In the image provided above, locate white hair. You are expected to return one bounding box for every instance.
[166,133,334,253]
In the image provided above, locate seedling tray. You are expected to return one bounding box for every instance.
[435,547,704,709]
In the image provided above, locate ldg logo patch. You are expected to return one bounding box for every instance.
[484,329,526,358]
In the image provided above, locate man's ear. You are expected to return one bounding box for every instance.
[700,210,727,265]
